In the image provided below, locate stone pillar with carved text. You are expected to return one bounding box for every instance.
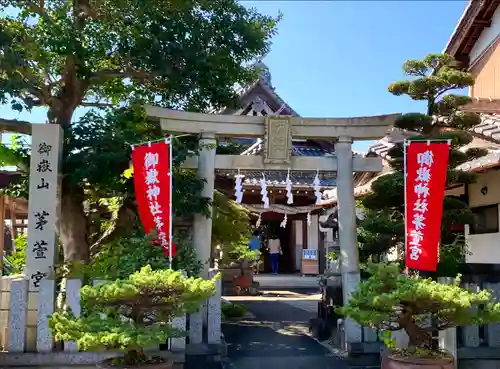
[335,135,363,346]
[25,124,63,291]
[193,132,217,279]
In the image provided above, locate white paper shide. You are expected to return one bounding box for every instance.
[280,213,288,228]
[408,149,433,261]
[285,170,293,205]
[313,171,322,204]
[260,173,269,209]
[25,125,62,291]
[234,172,243,204]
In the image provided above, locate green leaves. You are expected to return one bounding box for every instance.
[1,0,279,263]
[88,230,202,279]
[0,0,279,115]
[337,263,500,345]
[212,190,256,266]
[49,264,218,355]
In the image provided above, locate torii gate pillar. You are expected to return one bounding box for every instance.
[192,132,217,279]
[336,136,362,344]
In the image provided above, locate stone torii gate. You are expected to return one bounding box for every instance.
[146,106,400,346]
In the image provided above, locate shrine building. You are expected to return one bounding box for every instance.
[213,62,341,275]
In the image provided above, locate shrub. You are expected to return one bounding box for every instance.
[337,263,500,356]
[49,266,218,366]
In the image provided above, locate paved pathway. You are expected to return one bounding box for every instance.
[222,290,348,369]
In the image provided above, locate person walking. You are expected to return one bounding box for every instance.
[249,230,261,274]
[267,236,282,274]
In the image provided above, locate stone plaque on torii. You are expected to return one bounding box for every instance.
[146,106,400,346]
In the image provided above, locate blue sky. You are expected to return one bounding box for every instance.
[0,1,468,152]
[243,0,469,151]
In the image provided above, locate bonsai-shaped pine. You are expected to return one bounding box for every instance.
[337,263,500,356]
[49,266,218,366]
[358,53,488,275]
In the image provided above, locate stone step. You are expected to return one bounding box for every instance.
[254,275,319,289]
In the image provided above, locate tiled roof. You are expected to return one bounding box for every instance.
[238,139,335,187]
[368,128,419,159]
[228,63,337,187]
[318,171,391,206]
[471,114,500,140]
[456,150,500,172]
[324,148,500,205]
[368,114,500,160]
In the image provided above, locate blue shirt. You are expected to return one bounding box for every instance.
[249,237,260,251]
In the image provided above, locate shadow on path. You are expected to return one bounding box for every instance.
[223,299,348,369]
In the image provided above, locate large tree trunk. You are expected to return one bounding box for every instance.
[59,178,89,263]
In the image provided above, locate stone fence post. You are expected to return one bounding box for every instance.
[438,277,457,369]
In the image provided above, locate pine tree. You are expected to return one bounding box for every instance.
[358,54,488,276]
[338,263,500,352]
[49,266,218,365]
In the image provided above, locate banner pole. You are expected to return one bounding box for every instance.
[403,139,409,275]
[168,136,173,269]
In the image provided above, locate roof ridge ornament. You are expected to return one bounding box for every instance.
[254,56,272,88]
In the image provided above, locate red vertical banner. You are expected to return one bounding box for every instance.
[405,141,450,271]
[132,141,176,258]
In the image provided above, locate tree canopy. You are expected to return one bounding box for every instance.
[0,0,279,120]
[0,0,279,263]
[358,54,487,275]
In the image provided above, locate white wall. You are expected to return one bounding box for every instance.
[465,222,500,264]
[465,170,500,264]
[470,6,500,65]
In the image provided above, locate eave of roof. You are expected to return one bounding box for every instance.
[444,0,500,67]
[0,171,22,189]
[461,98,500,113]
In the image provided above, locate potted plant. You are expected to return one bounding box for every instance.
[49,265,218,368]
[217,236,260,295]
[337,263,500,369]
